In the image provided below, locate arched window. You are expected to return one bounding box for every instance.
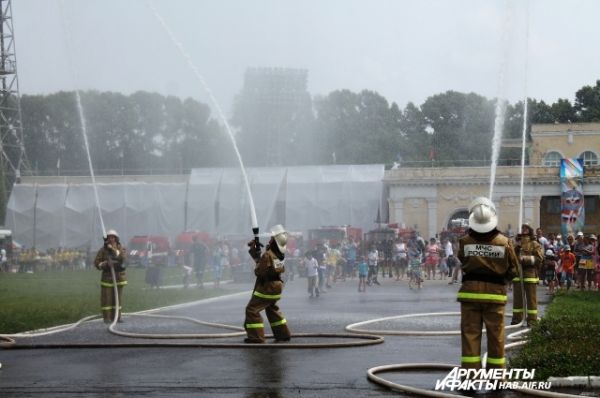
[580,151,599,167]
[543,151,562,167]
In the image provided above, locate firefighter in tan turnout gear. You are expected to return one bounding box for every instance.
[457,197,519,369]
[94,229,127,323]
[244,225,292,344]
[511,223,544,326]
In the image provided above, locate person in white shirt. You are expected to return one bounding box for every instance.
[367,246,380,285]
[393,238,407,280]
[304,252,320,297]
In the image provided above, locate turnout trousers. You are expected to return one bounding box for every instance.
[460,301,506,369]
[244,293,291,343]
[100,272,127,322]
[511,277,538,325]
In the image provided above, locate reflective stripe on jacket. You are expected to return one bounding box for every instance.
[457,229,519,304]
[253,248,285,297]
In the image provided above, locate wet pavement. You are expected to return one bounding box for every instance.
[0,275,549,397]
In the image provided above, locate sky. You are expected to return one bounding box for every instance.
[12,0,600,117]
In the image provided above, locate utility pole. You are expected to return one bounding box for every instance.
[0,0,28,223]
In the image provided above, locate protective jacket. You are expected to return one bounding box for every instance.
[511,234,543,325]
[253,250,285,298]
[457,230,519,304]
[94,242,127,323]
[514,235,544,279]
[244,241,291,343]
[457,228,519,369]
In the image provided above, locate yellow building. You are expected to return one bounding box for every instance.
[384,123,600,239]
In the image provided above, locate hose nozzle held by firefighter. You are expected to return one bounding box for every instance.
[248,227,263,262]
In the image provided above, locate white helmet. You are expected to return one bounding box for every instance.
[545,249,554,256]
[270,224,288,254]
[468,197,498,233]
[105,229,119,239]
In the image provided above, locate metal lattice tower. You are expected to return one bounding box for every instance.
[0,0,28,181]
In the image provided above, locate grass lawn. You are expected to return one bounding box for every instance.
[0,267,242,334]
[509,290,600,380]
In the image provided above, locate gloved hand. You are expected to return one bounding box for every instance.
[519,255,535,266]
[247,240,263,261]
[273,259,284,270]
[107,244,120,257]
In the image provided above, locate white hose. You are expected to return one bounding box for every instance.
[367,363,468,398]
[345,311,523,336]
[358,311,587,397]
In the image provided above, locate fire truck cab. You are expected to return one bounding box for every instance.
[127,235,171,267]
[173,231,213,265]
[307,226,362,250]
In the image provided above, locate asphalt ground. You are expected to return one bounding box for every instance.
[0,272,549,397]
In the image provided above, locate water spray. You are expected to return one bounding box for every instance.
[147,1,260,246]
[488,1,513,200]
[515,0,531,330]
[58,0,106,238]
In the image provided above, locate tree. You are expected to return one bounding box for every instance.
[314,89,404,165]
[574,80,600,122]
[398,102,429,165]
[420,91,495,166]
[21,91,225,175]
[550,99,576,123]
[528,99,555,124]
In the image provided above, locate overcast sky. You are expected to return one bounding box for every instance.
[12,0,600,116]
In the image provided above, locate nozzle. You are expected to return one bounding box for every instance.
[252,227,260,247]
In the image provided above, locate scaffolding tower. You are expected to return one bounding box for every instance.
[242,67,309,166]
[0,0,27,182]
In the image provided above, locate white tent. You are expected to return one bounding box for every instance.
[6,164,384,250]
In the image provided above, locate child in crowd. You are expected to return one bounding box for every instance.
[438,256,448,280]
[357,256,368,292]
[559,245,576,291]
[544,249,558,295]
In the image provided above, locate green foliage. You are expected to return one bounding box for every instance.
[575,80,600,122]
[314,89,405,165]
[0,268,239,334]
[18,79,600,172]
[20,91,229,175]
[509,291,600,380]
[421,91,495,166]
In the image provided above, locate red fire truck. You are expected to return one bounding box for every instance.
[173,231,213,265]
[307,225,362,250]
[127,235,171,267]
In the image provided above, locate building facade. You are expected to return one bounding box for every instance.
[385,123,600,239]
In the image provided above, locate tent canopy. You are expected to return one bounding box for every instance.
[6,165,384,250]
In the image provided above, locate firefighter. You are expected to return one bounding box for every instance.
[94,229,127,323]
[244,225,291,343]
[457,197,519,369]
[511,223,544,326]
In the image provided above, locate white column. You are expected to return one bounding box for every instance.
[523,196,537,226]
[388,198,404,225]
[427,198,438,239]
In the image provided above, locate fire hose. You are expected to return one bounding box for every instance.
[347,290,586,397]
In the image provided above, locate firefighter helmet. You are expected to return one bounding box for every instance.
[105,229,119,239]
[468,196,497,233]
[270,224,288,254]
